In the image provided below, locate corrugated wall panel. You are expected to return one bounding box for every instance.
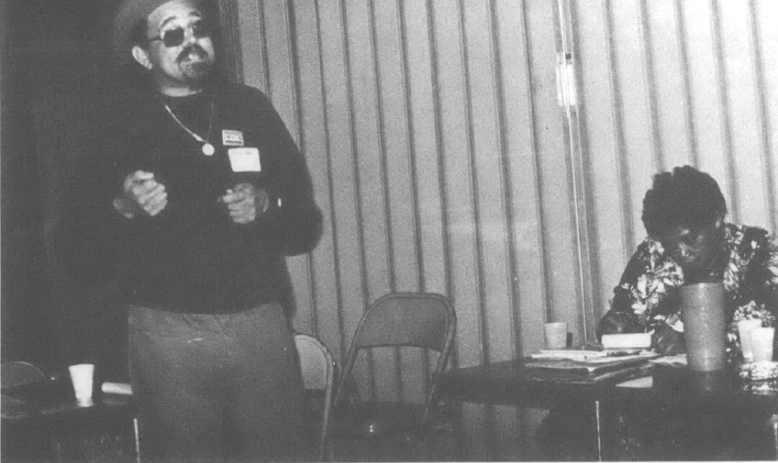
[646,0,694,169]
[431,0,484,369]
[237,0,778,459]
[463,0,513,364]
[683,0,729,193]
[609,0,656,252]
[260,0,321,341]
[372,0,429,407]
[573,0,626,316]
[289,1,343,356]
[755,0,778,233]
[719,0,771,229]
[494,0,546,360]
[343,0,398,402]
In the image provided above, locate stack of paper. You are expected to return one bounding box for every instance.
[524,350,660,383]
[531,349,648,362]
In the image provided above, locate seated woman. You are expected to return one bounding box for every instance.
[537,166,778,460]
[599,165,778,360]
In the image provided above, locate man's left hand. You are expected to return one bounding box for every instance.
[219,183,269,224]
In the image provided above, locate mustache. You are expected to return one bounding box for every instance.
[177,44,209,62]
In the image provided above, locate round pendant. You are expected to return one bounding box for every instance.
[202,143,215,156]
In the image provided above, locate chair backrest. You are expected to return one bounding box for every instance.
[1,361,46,389]
[295,333,336,460]
[336,292,456,405]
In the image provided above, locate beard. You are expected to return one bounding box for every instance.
[177,44,214,83]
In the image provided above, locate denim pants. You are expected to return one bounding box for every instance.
[128,303,303,462]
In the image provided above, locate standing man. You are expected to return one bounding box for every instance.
[64,0,322,460]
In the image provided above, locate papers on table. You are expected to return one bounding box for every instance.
[527,351,659,372]
[649,353,687,367]
[531,349,657,363]
[524,352,658,384]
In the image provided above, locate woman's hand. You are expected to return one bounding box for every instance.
[652,323,685,355]
[596,311,642,341]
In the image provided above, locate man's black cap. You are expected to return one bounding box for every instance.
[112,0,207,63]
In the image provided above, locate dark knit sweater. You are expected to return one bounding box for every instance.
[65,83,322,314]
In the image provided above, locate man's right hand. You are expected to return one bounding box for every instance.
[114,170,168,218]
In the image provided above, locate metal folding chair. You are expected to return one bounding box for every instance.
[1,361,47,389]
[330,292,456,460]
[295,333,336,461]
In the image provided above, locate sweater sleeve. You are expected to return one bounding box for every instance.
[239,89,323,256]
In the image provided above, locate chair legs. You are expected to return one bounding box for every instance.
[133,417,141,463]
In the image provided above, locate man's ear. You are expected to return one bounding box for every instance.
[131,45,152,70]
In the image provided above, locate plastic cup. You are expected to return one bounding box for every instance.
[751,327,775,362]
[68,363,95,406]
[544,322,568,349]
[680,283,726,371]
[737,319,763,362]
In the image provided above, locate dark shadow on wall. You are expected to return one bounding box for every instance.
[1,0,128,379]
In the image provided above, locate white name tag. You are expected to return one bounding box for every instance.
[228,147,261,172]
[222,130,245,147]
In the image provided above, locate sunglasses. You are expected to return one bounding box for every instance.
[148,20,212,48]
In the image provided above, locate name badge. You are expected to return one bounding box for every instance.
[228,147,261,172]
[222,130,245,147]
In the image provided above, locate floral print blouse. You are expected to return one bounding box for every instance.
[610,223,778,361]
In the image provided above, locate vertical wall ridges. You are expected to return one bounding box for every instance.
[312,0,347,363]
[338,0,376,401]
[396,0,433,396]
[456,0,488,369]
[513,0,536,447]
[638,0,662,171]
[257,0,271,97]
[523,7,552,328]
[426,0,457,368]
[217,0,244,84]
[675,0,697,166]
[565,0,596,343]
[710,0,739,223]
[604,0,635,261]
[366,0,404,401]
[487,0,521,362]
[285,1,319,336]
[748,0,777,230]
[366,0,395,294]
[397,0,425,294]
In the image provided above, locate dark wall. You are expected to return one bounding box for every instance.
[1,0,51,364]
[1,0,126,375]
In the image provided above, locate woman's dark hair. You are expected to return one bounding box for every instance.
[641,165,727,238]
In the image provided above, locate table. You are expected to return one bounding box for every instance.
[434,357,652,460]
[2,380,138,462]
[435,358,778,461]
[614,365,778,460]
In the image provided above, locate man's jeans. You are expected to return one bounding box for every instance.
[128,302,303,462]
